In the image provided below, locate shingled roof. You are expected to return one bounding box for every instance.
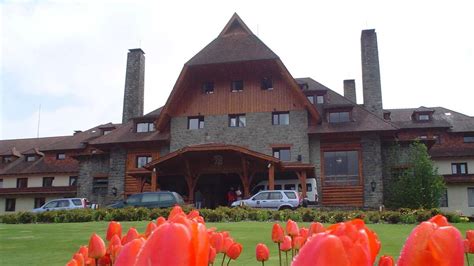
[0,136,70,156]
[385,107,474,132]
[186,13,279,66]
[0,156,78,176]
[297,78,397,134]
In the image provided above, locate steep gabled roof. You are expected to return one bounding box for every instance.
[0,136,70,156]
[156,14,320,130]
[186,13,279,66]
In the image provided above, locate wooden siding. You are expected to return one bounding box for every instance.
[321,186,364,206]
[124,149,160,195]
[170,61,306,117]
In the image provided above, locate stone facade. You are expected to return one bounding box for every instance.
[170,111,310,163]
[343,79,357,103]
[361,29,383,117]
[122,49,145,123]
[361,133,383,208]
[77,147,127,205]
[308,135,322,199]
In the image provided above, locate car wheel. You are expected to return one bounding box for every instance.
[278,206,292,211]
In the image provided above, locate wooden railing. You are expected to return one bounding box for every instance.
[321,185,364,207]
[0,186,77,195]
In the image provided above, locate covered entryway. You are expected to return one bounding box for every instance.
[145,143,315,205]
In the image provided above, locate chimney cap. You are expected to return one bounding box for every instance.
[128,48,145,54]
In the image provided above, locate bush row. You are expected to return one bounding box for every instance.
[0,206,469,224]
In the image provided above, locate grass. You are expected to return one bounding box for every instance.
[0,221,472,266]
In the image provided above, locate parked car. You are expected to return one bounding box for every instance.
[32,198,89,213]
[231,190,301,210]
[107,191,185,209]
[251,178,319,204]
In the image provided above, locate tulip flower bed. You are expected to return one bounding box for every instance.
[0,215,472,266]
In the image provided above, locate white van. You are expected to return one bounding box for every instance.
[250,178,318,204]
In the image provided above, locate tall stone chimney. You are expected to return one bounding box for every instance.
[343,79,357,103]
[122,48,145,123]
[361,29,383,116]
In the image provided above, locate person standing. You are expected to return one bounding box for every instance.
[227,187,236,206]
[195,189,203,209]
[235,186,242,201]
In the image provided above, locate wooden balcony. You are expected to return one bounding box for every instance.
[443,174,474,184]
[0,185,77,195]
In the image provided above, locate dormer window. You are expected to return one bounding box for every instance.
[383,112,391,120]
[103,130,112,135]
[261,77,273,90]
[307,95,314,104]
[1,156,13,163]
[418,114,430,121]
[203,82,214,94]
[231,80,243,92]
[299,83,309,90]
[328,111,351,123]
[136,122,155,133]
[56,153,66,160]
[26,155,36,162]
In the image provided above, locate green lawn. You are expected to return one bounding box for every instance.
[0,221,472,266]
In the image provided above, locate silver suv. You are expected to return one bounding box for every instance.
[32,198,89,213]
[231,190,301,210]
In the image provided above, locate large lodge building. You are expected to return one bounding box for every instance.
[1,14,474,215]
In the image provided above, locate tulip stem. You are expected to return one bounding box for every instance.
[291,236,294,259]
[226,257,231,266]
[262,261,265,266]
[285,251,288,266]
[277,243,282,266]
[466,253,470,266]
[221,254,226,266]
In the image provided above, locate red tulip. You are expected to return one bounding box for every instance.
[223,237,235,253]
[467,230,474,253]
[272,223,285,243]
[293,236,305,250]
[135,220,210,266]
[280,236,292,251]
[210,232,224,253]
[286,219,299,237]
[108,234,121,249]
[145,221,158,238]
[256,243,270,262]
[398,214,464,266]
[226,242,243,260]
[72,253,84,266]
[106,221,122,241]
[121,227,139,245]
[97,254,111,266]
[78,246,88,260]
[187,209,200,219]
[208,246,217,264]
[308,222,325,236]
[293,233,351,266]
[66,259,78,266]
[88,233,106,259]
[378,255,394,266]
[168,205,185,220]
[114,238,145,266]
[299,228,309,241]
[156,216,166,227]
[110,244,122,264]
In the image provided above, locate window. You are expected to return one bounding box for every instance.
[2,156,13,163]
[307,95,314,104]
[272,112,289,125]
[323,151,359,185]
[418,114,430,121]
[159,193,174,201]
[253,192,269,200]
[136,156,152,168]
[418,135,428,140]
[451,163,468,175]
[439,189,448,207]
[103,130,112,135]
[142,193,160,202]
[273,185,282,190]
[273,148,291,161]
[57,200,70,207]
[464,135,474,143]
[316,95,324,104]
[231,80,243,92]
[0,179,3,188]
[203,82,214,94]
[229,114,246,127]
[383,112,391,120]
[34,197,45,208]
[92,177,108,194]
[433,135,441,144]
[284,184,296,190]
[284,192,297,199]
[328,112,351,123]
[26,155,36,162]
[72,199,83,206]
[126,194,142,204]
[17,178,28,188]
[5,198,15,212]
[56,153,66,160]
[468,188,474,207]
[261,78,273,90]
[391,167,411,180]
[188,116,204,129]
[269,192,283,200]
[42,177,54,187]
[136,122,155,133]
[69,176,78,186]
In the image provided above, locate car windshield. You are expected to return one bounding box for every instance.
[159,193,174,201]
[285,192,297,199]
[44,201,58,208]
[142,193,160,202]
[253,192,269,200]
[72,199,82,206]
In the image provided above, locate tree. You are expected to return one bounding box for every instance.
[384,142,445,209]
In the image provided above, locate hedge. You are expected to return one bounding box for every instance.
[0,206,469,224]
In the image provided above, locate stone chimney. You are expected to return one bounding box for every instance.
[122,48,145,123]
[343,79,357,103]
[361,29,383,116]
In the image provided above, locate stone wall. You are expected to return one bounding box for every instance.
[361,133,383,208]
[308,135,322,202]
[361,29,383,117]
[77,147,127,205]
[122,49,145,123]
[170,111,310,162]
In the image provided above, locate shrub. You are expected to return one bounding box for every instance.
[400,213,417,224]
[300,208,316,222]
[1,214,18,224]
[17,212,36,223]
[366,212,381,224]
[384,211,401,224]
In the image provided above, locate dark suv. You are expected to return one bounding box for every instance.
[108,191,185,208]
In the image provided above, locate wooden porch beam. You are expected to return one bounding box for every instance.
[151,168,157,192]
[268,163,275,190]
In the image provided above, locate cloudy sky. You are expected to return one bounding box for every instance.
[1,0,473,139]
